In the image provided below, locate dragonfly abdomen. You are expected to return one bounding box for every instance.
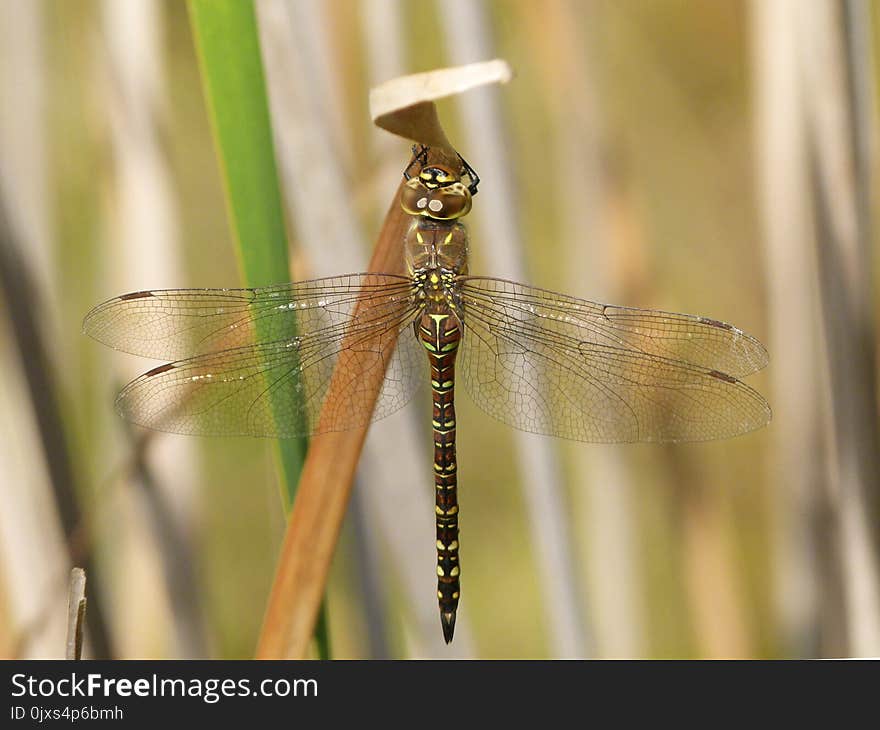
[418,306,462,644]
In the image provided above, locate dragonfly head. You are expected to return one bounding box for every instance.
[418,165,458,188]
[401,164,473,221]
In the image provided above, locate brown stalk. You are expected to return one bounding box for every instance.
[255,183,410,659]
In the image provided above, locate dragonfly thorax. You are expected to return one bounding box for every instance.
[405,217,469,277]
[413,267,460,306]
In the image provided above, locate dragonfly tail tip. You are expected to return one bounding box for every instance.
[441,610,457,644]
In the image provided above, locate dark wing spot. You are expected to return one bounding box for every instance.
[145,363,176,377]
[698,316,733,330]
[708,369,738,384]
[119,290,155,301]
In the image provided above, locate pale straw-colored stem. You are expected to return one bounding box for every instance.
[798,0,880,656]
[101,0,206,658]
[750,0,825,656]
[437,0,590,658]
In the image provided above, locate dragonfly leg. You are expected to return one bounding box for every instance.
[403,144,429,182]
[457,152,480,195]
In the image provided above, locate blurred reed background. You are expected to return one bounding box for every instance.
[1,0,879,659]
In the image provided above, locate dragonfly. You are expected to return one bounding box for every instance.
[84,145,771,644]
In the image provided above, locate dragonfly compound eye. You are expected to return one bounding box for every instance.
[401,177,472,220]
[423,183,472,220]
[401,177,431,216]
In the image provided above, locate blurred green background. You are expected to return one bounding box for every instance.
[1,0,879,659]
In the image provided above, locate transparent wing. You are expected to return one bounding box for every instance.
[88,274,426,437]
[459,277,771,443]
[83,273,416,359]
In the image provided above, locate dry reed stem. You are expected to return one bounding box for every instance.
[750,0,825,655]
[65,568,86,660]
[255,190,410,659]
[436,3,589,656]
[802,0,880,655]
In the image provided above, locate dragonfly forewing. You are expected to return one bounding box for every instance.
[83,274,416,360]
[459,277,768,377]
[85,274,426,437]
